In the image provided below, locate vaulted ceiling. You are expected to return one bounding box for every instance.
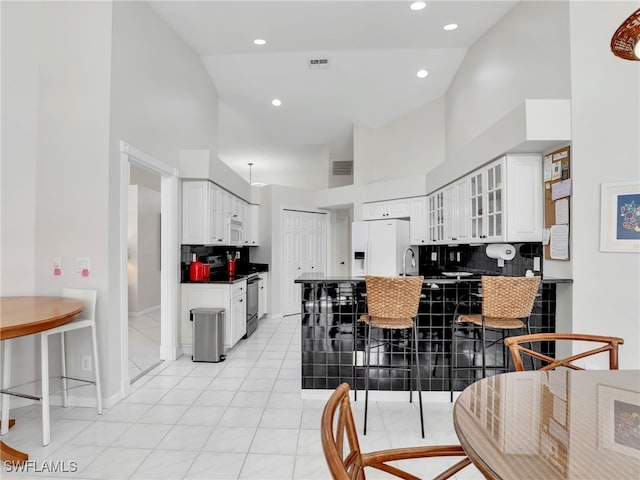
[149,1,518,188]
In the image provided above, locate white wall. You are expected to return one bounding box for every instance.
[1,1,39,296]
[564,0,640,369]
[1,1,43,406]
[2,1,114,407]
[106,0,226,398]
[445,0,571,170]
[354,98,445,185]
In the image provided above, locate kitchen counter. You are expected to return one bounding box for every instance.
[182,266,269,285]
[295,272,572,284]
[297,272,566,393]
[182,275,250,285]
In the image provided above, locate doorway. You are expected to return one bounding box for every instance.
[119,141,179,397]
[128,165,162,382]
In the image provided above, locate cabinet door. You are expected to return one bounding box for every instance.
[363,202,387,220]
[258,274,268,319]
[484,159,505,242]
[410,197,427,244]
[209,183,225,244]
[242,204,260,246]
[455,178,470,243]
[387,198,411,218]
[443,184,457,242]
[231,294,247,345]
[428,191,445,243]
[242,202,252,246]
[182,181,209,244]
[505,154,543,241]
[250,204,260,246]
[469,171,485,241]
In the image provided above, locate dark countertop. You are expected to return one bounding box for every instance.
[294,272,572,284]
[182,269,268,285]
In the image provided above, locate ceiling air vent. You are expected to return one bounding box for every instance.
[309,58,329,69]
[332,161,353,176]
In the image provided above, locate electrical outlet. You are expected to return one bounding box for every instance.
[81,356,92,372]
[431,252,437,261]
[533,256,541,271]
[456,252,460,262]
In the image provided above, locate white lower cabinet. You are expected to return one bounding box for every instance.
[181,281,247,353]
[258,273,268,319]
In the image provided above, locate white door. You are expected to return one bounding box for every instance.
[335,214,350,276]
[282,209,327,316]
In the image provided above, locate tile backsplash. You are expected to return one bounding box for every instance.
[418,242,543,277]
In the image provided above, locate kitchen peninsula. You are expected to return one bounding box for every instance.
[295,273,572,395]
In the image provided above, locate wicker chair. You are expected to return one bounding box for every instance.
[321,383,471,480]
[504,333,625,371]
[450,276,540,398]
[361,275,424,437]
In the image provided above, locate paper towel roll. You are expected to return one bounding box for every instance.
[486,244,516,261]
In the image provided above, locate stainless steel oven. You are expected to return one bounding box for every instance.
[245,275,259,337]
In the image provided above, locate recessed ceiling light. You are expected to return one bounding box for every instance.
[253,38,267,46]
[271,98,282,107]
[416,69,429,79]
[443,23,458,31]
[410,2,426,11]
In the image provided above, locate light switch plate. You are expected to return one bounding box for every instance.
[76,257,90,276]
[53,257,62,276]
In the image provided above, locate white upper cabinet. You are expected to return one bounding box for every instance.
[182,180,254,246]
[363,198,411,220]
[427,154,541,245]
[183,180,223,244]
[409,196,428,245]
[242,203,260,247]
[468,154,542,243]
[209,183,225,244]
[427,190,445,243]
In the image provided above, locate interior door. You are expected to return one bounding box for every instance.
[282,209,327,316]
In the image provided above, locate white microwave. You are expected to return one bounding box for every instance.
[227,217,244,245]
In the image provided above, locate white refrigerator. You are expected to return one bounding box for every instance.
[351,219,418,277]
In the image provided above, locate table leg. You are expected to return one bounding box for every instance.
[1,340,29,464]
[1,339,11,435]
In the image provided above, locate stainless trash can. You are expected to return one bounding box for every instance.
[190,307,225,362]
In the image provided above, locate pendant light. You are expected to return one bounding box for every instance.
[611,7,640,61]
[248,162,254,185]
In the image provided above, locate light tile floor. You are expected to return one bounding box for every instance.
[128,309,162,382]
[2,315,482,479]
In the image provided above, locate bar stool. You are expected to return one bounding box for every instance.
[450,275,540,399]
[361,275,425,438]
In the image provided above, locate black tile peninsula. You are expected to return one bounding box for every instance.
[295,273,572,393]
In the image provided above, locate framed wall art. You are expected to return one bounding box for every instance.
[598,384,640,457]
[600,181,640,253]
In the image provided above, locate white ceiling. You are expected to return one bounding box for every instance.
[149,0,518,187]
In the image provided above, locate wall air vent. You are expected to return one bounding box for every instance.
[331,161,353,176]
[309,58,329,69]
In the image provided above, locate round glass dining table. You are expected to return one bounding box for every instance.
[453,369,640,479]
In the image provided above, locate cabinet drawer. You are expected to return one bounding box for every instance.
[232,281,246,299]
